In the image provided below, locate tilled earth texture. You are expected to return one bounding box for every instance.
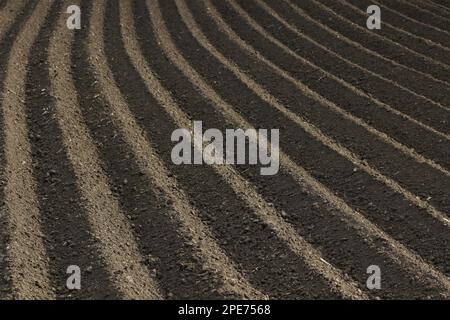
[0,0,450,300]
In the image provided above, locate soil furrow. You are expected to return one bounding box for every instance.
[199,0,450,227]
[389,0,450,29]
[373,0,450,38]
[106,0,359,299]
[236,0,450,137]
[429,0,450,9]
[71,0,233,300]
[25,0,119,299]
[123,0,342,298]
[182,0,450,294]
[2,0,55,299]
[47,0,161,300]
[325,0,450,66]
[0,0,38,299]
[0,0,447,300]
[214,0,450,172]
[0,0,28,42]
[200,0,450,232]
[294,0,450,83]
[122,0,369,299]
[266,0,450,112]
[88,0,265,300]
[239,2,449,175]
[413,0,450,19]
[159,0,450,285]
[152,0,450,299]
[345,0,450,51]
[222,0,450,215]
[147,0,450,295]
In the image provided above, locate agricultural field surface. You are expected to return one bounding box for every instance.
[0,0,449,300]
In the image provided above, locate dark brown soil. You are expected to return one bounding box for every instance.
[0,0,449,299]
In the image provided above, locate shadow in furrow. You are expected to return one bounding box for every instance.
[250,0,450,119]
[146,0,449,299]
[378,0,450,32]
[73,0,230,300]
[0,0,38,299]
[24,1,118,299]
[111,0,343,299]
[214,0,450,168]
[205,0,450,218]
[181,0,450,298]
[291,0,450,83]
[352,0,450,46]
[159,0,450,279]
[315,0,450,66]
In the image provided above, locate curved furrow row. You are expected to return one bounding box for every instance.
[146,3,450,298]
[335,0,450,65]
[0,0,38,300]
[0,0,28,42]
[216,0,450,171]
[395,0,450,25]
[209,0,450,179]
[286,0,450,86]
[194,0,447,276]
[108,4,320,299]
[102,0,363,300]
[164,0,450,287]
[26,0,120,300]
[429,0,450,8]
[72,0,243,300]
[209,0,450,223]
[416,1,450,18]
[244,0,450,130]
[313,0,450,69]
[425,0,450,14]
[267,0,450,113]
[291,0,450,85]
[86,0,266,300]
[418,0,450,17]
[345,0,450,50]
[1,0,55,299]
[46,0,162,300]
[0,0,447,300]
[374,0,450,35]
[144,0,450,296]
[119,0,368,299]
[209,0,450,226]
[126,0,357,300]
[201,0,450,229]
